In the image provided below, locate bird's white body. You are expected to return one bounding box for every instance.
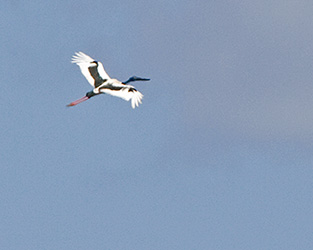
[94,78,144,109]
[69,52,148,109]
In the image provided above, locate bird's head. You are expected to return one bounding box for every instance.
[123,76,150,84]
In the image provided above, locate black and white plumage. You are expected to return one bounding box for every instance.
[67,52,150,109]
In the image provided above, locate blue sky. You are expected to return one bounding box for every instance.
[1,1,313,249]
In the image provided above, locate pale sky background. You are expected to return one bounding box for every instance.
[1,1,313,249]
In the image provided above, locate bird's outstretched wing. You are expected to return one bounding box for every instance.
[71,52,110,88]
[99,85,143,109]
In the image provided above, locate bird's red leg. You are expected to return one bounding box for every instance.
[67,96,89,107]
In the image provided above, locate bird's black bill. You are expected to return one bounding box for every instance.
[136,77,150,81]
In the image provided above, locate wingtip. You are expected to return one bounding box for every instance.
[71,51,90,63]
[131,91,143,109]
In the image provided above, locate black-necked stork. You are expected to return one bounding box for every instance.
[67,52,150,108]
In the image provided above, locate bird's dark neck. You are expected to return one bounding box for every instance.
[123,76,151,84]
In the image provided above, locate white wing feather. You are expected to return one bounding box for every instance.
[100,87,143,109]
[71,52,110,87]
[131,90,143,109]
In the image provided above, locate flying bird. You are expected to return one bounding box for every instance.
[67,52,150,108]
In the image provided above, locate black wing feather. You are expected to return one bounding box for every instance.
[88,61,106,88]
